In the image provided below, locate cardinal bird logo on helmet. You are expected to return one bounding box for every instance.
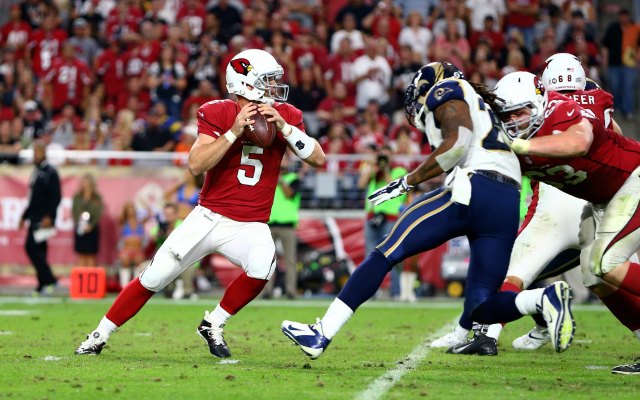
[230,58,254,76]
[533,76,545,96]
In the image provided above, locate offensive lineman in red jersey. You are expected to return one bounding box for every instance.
[75,49,326,358]
[495,71,640,374]
[431,54,634,354]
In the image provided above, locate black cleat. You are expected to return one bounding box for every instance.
[197,319,231,358]
[446,332,498,356]
[612,357,640,375]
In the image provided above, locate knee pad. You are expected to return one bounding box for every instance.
[578,204,596,248]
[139,247,182,292]
[244,243,276,280]
[580,249,603,288]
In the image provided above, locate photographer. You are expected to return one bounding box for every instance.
[357,145,408,299]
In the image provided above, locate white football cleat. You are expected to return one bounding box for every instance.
[541,281,575,353]
[75,330,107,355]
[282,318,331,359]
[430,326,468,348]
[512,325,550,350]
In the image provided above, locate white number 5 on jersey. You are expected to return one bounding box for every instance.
[238,145,264,186]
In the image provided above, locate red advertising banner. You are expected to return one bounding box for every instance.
[0,165,447,290]
[0,166,181,267]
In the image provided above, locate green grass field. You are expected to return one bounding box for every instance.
[0,297,638,400]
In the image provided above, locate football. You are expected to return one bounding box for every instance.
[243,110,277,148]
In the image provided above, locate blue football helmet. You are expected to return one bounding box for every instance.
[404,62,465,130]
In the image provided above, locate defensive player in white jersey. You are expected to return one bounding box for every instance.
[281,62,575,360]
[75,49,326,357]
[434,54,640,356]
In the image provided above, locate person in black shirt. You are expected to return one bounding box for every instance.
[19,140,61,295]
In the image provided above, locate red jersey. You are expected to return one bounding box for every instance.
[96,48,127,99]
[44,57,93,109]
[176,4,206,36]
[0,20,31,59]
[565,88,614,129]
[197,99,305,222]
[125,41,161,77]
[28,28,68,76]
[520,92,640,204]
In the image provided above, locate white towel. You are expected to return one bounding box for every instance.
[444,166,474,206]
[33,227,56,243]
[167,206,220,260]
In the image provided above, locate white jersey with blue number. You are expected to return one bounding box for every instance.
[422,78,521,184]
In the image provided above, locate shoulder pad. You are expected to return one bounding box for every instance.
[424,78,467,112]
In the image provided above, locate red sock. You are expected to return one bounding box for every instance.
[599,287,640,331]
[499,282,522,326]
[105,277,155,327]
[220,272,268,315]
[619,262,640,297]
[500,281,522,293]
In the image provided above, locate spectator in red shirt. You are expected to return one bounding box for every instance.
[43,41,93,115]
[291,29,327,85]
[104,0,144,44]
[182,80,219,120]
[1,5,32,61]
[469,16,505,54]
[116,76,152,116]
[529,29,559,74]
[433,21,470,73]
[363,0,402,50]
[125,21,162,78]
[95,39,128,108]
[505,0,539,53]
[27,13,68,77]
[240,22,266,51]
[319,122,355,172]
[176,0,207,38]
[316,81,358,134]
[323,36,358,98]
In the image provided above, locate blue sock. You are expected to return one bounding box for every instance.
[470,291,522,324]
[338,250,393,311]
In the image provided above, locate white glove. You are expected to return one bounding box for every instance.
[509,138,531,155]
[368,176,414,206]
[499,127,530,155]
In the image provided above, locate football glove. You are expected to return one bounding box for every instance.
[368,176,414,206]
[499,127,530,155]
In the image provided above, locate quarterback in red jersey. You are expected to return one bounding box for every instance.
[495,71,640,374]
[75,49,326,358]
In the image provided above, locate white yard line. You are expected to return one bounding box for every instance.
[354,318,459,400]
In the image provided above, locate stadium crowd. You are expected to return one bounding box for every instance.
[0,0,638,169]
